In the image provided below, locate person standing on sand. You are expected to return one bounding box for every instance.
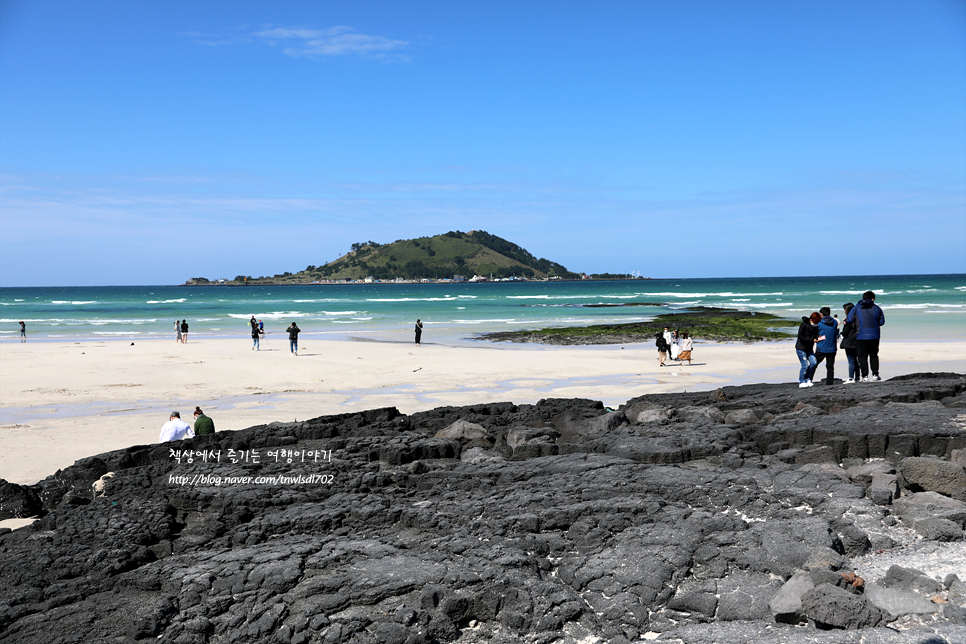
[175,320,182,343]
[655,332,669,367]
[796,312,821,388]
[286,322,300,355]
[415,319,423,345]
[813,307,839,386]
[180,319,189,343]
[193,407,215,436]
[846,290,885,382]
[678,332,693,365]
[840,303,860,383]
[250,316,260,350]
[19,321,25,342]
[159,411,194,442]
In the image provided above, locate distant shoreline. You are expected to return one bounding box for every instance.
[178,277,663,287]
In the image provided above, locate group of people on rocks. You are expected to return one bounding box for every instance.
[796,290,885,388]
[158,407,215,442]
[655,326,693,367]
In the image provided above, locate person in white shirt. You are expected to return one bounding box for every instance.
[159,411,194,442]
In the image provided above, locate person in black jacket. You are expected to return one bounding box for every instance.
[655,332,669,367]
[796,312,820,387]
[840,303,859,383]
[286,322,300,356]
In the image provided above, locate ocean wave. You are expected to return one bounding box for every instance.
[91,331,141,335]
[51,300,98,305]
[887,303,965,310]
[145,298,187,304]
[365,297,476,303]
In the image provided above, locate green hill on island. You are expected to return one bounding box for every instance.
[190,230,591,284]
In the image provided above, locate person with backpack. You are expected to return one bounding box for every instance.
[655,332,669,367]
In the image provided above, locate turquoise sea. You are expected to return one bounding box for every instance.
[1,274,964,344]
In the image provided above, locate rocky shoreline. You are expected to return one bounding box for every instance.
[1,374,966,643]
[478,307,796,345]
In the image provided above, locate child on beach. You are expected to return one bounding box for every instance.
[19,321,25,342]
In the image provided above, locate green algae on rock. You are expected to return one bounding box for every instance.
[478,307,798,345]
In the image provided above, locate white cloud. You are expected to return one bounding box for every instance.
[254,25,409,59]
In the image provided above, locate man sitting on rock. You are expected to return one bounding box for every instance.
[159,411,195,442]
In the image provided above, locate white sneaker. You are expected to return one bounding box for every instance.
[871,374,881,381]
[861,377,870,382]
[799,381,813,388]
[844,378,854,384]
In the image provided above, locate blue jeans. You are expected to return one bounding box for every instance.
[845,349,858,380]
[290,339,298,354]
[797,349,816,382]
[253,336,259,350]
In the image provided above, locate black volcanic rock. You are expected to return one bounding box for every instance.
[1,374,965,643]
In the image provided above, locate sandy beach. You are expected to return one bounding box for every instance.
[1,337,964,486]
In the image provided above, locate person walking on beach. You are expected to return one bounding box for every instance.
[180,319,189,343]
[414,319,423,345]
[175,320,182,343]
[159,411,194,442]
[846,290,885,382]
[250,316,260,350]
[813,307,839,386]
[656,332,669,367]
[193,407,215,436]
[670,330,680,361]
[286,322,301,355]
[19,321,25,342]
[678,332,693,365]
[796,312,821,387]
[841,303,860,383]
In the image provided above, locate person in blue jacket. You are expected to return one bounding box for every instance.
[813,307,839,386]
[846,290,885,382]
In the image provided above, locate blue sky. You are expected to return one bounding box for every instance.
[1,0,964,286]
